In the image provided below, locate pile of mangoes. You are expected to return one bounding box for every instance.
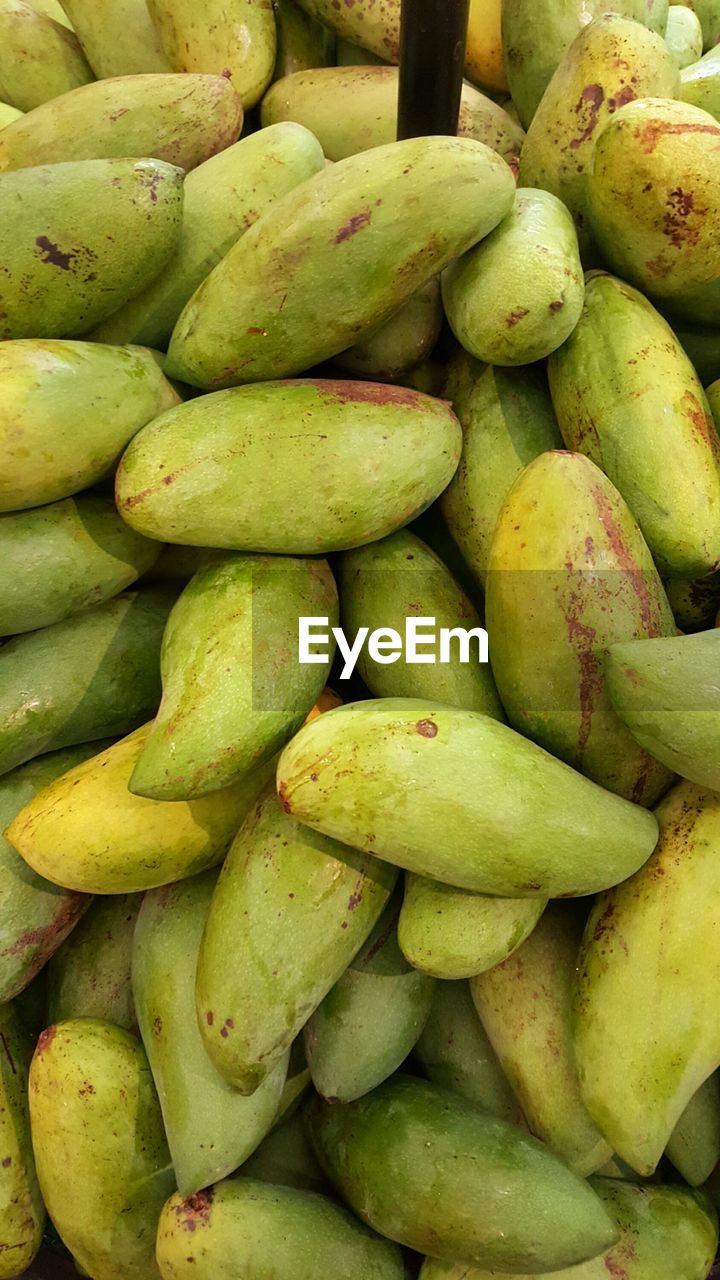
[1,0,720,1277]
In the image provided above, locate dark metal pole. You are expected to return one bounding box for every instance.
[397,0,471,139]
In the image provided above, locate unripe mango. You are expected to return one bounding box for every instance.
[0,101,21,126]
[148,0,276,109]
[48,894,142,1031]
[0,0,93,112]
[665,571,720,631]
[682,44,720,116]
[273,0,335,78]
[59,0,173,76]
[333,279,443,381]
[666,1073,720,1185]
[240,1107,329,1194]
[0,1003,44,1279]
[667,4,704,68]
[293,0,400,61]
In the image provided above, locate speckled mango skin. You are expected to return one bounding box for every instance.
[486,451,676,805]
[681,45,720,117]
[196,783,398,1094]
[59,0,173,77]
[29,1020,173,1280]
[156,1179,405,1280]
[333,279,442,381]
[574,781,720,1174]
[0,1003,44,1279]
[148,0,276,109]
[276,698,659,898]
[0,0,93,112]
[293,0,400,62]
[272,0,335,79]
[588,98,720,323]
[165,136,515,388]
[0,73,241,172]
[48,893,142,1031]
[116,381,461,553]
[666,5,704,69]
[666,1073,720,1185]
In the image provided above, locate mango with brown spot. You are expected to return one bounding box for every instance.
[0,0,93,112]
[147,0,276,109]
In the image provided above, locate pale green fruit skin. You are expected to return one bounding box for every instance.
[399,875,545,979]
[548,275,720,577]
[684,0,720,49]
[116,381,461,554]
[29,1020,173,1280]
[666,4,704,68]
[681,44,720,116]
[276,698,660,898]
[148,0,276,109]
[574,781,720,1174]
[0,341,179,512]
[29,0,71,25]
[156,1179,405,1280]
[519,17,679,248]
[606,629,720,791]
[92,124,324,349]
[0,159,183,340]
[333,279,443,381]
[165,136,516,388]
[272,0,335,78]
[587,98,720,324]
[59,0,172,76]
[196,784,398,1094]
[239,1107,329,1194]
[442,189,584,366]
[0,0,93,112]
[48,893,142,1031]
[666,1073,720,1185]
[0,73,241,172]
[293,0,399,61]
[7,723,273,894]
[0,1003,44,1279]
[307,1075,618,1271]
[133,872,288,1196]
[0,101,21,126]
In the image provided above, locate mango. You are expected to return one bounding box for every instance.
[588,98,720,324]
[293,0,399,62]
[156,1179,405,1280]
[240,1107,329,1194]
[196,783,398,1094]
[667,4,704,67]
[307,1075,618,1270]
[0,101,21,126]
[59,0,173,76]
[276,698,660,897]
[685,0,720,48]
[0,1003,44,1279]
[165,136,515,388]
[333,279,443,381]
[666,1073,720,1185]
[466,0,506,93]
[665,572,720,630]
[147,0,276,109]
[0,73,241,172]
[681,44,720,115]
[606,629,720,791]
[7,723,272,894]
[574,780,720,1174]
[273,0,335,78]
[146,545,237,584]
[28,0,71,25]
[29,1019,173,1280]
[92,123,324,349]
[0,158,183,340]
[0,340,179,512]
[0,0,93,112]
[48,893,142,1031]
[116,381,461,553]
[443,189,584,365]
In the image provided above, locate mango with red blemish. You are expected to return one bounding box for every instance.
[548,274,720,577]
[48,893,143,1031]
[0,1002,44,1279]
[0,0,93,113]
[147,0,276,109]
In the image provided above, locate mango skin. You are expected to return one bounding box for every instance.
[0,0,93,112]
[666,1073,720,1185]
[29,1020,173,1280]
[277,698,660,898]
[156,1179,405,1280]
[465,0,506,93]
[308,1075,618,1271]
[606,629,720,792]
[574,781,720,1174]
[0,73,241,172]
[443,190,584,366]
[681,44,720,116]
[667,5,704,68]
[48,893,142,1031]
[196,784,398,1094]
[588,98,720,324]
[116,381,461,554]
[333,279,442,382]
[239,1107,329,1195]
[0,341,179,512]
[148,0,276,109]
[7,723,273,894]
[294,0,400,61]
[548,275,720,578]
[0,101,22,126]
[683,0,720,48]
[665,571,720,631]
[165,136,515,388]
[92,124,324,349]
[59,0,173,76]
[0,1003,44,1279]
[273,0,335,79]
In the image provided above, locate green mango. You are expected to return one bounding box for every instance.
[303,894,434,1102]
[606,629,720,791]
[196,783,398,1094]
[443,189,584,366]
[666,1073,720,1185]
[156,1179,405,1280]
[549,274,720,577]
[438,354,562,589]
[261,67,524,168]
[0,494,161,636]
[0,0,93,112]
[116,381,461,553]
[7,723,273,893]
[0,1003,44,1279]
[165,136,515,388]
[673,321,720,385]
[240,1106,329,1194]
[48,893,142,1031]
[59,0,173,76]
[272,1035,312,1125]
[588,98,720,324]
[0,73,242,172]
[520,17,678,249]
[685,0,720,48]
[133,872,288,1196]
[333,279,443,381]
[29,1019,173,1280]
[147,0,276,109]
[415,980,522,1123]
[293,0,399,61]
[307,1075,617,1270]
[27,0,71,26]
[91,124,324,349]
[0,340,180,512]
[276,698,660,897]
[574,780,720,1174]
[667,4,704,68]
[664,572,720,631]
[417,1179,718,1279]
[0,100,21,126]
[0,158,183,340]
[273,0,335,78]
[337,529,502,717]
[681,44,720,116]
[398,875,545,979]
